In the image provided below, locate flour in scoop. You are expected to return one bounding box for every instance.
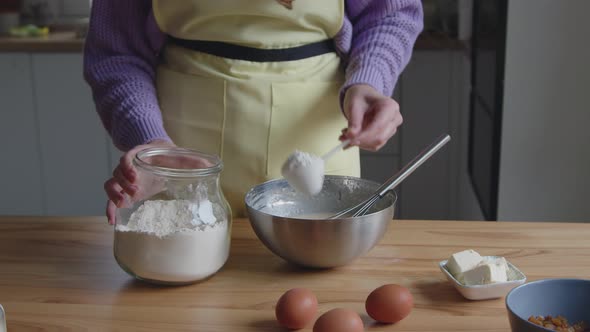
[114,199,229,283]
[281,150,325,195]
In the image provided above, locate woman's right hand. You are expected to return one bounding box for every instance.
[104,139,175,225]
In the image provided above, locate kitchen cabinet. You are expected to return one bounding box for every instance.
[0,53,44,215]
[32,54,111,215]
[398,51,453,220]
[0,53,119,216]
[361,50,473,220]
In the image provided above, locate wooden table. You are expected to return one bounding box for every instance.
[0,217,589,331]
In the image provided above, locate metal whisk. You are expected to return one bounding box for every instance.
[329,134,451,219]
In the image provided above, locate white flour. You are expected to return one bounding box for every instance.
[114,199,229,283]
[281,150,325,195]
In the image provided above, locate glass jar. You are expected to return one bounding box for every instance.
[113,147,232,285]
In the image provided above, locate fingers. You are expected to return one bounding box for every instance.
[104,178,124,204]
[346,98,366,139]
[120,146,144,182]
[113,166,138,196]
[119,156,136,182]
[104,178,122,225]
[120,140,176,179]
[343,88,370,141]
[106,200,117,225]
[339,128,348,142]
[356,99,402,151]
[104,140,176,225]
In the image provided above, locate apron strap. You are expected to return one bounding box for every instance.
[167,36,336,62]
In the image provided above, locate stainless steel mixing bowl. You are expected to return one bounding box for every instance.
[245,175,397,268]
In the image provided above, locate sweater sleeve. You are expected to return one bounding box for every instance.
[342,0,423,101]
[83,0,170,151]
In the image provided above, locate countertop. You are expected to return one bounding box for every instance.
[0,32,464,53]
[1,217,588,331]
[0,31,83,52]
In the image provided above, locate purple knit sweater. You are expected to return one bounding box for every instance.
[83,0,423,151]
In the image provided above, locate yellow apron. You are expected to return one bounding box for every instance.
[153,0,360,217]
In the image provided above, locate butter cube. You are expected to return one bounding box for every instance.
[463,257,508,285]
[446,249,483,278]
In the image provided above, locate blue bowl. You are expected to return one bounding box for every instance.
[506,279,590,331]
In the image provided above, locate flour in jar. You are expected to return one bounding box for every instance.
[114,199,229,283]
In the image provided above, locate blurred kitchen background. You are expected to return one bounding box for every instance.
[1,0,589,222]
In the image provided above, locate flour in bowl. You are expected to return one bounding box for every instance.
[114,199,230,284]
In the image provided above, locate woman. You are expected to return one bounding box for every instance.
[84,0,423,222]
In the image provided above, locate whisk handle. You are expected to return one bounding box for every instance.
[376,134,451,197]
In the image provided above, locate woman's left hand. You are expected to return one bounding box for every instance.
[341,84,403,151]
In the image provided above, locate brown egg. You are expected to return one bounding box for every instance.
[313,308,364,332]
[365,284,413,324]
[275,288,318,329]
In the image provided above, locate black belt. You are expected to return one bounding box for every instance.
[167,36,336,62]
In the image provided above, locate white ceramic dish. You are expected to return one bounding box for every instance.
[439,256,526,300]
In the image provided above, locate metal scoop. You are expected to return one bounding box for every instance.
[281,139,351,196]
[329,134,451,219]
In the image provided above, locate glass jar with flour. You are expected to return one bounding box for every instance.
[114,147,231,285]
